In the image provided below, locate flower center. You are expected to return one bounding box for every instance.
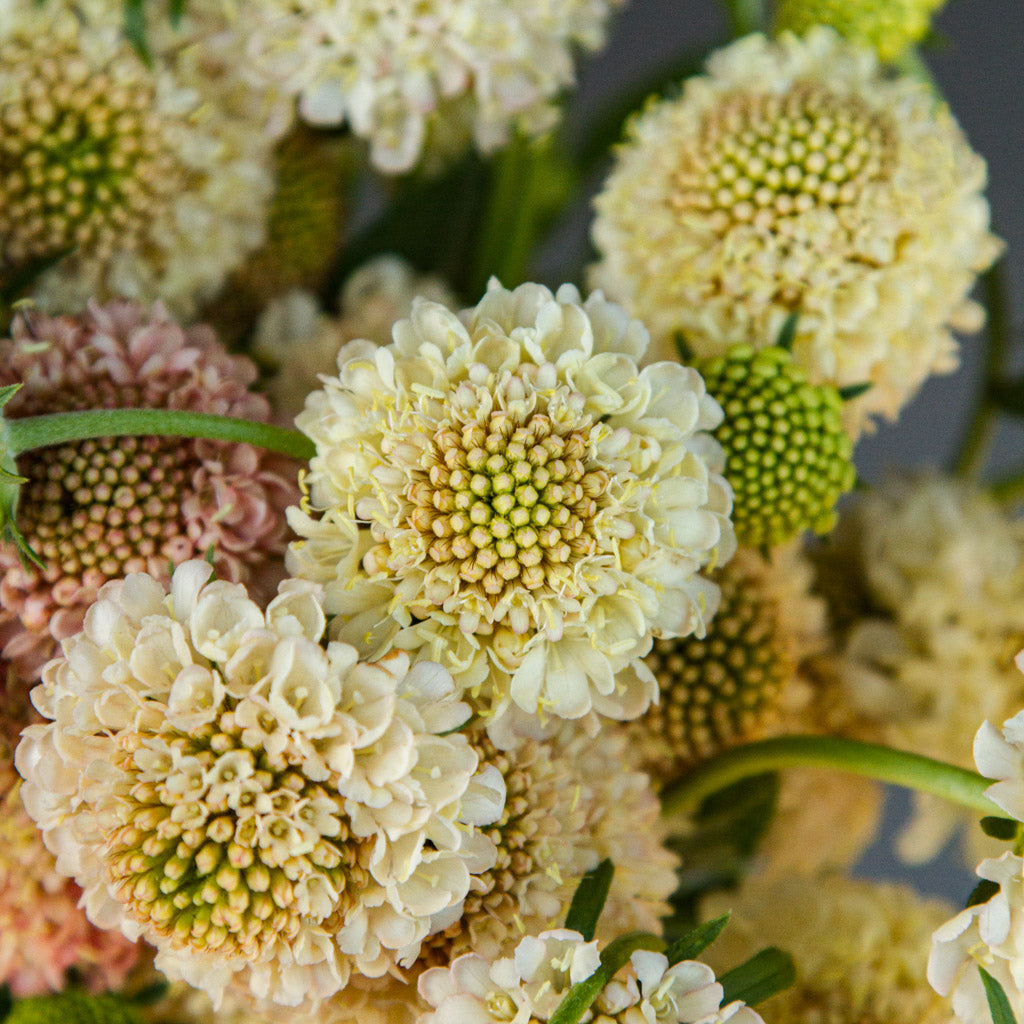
[104,711,370,961]
[671,83,894,234]
[0,31,182,266]
[17,437,195,581]
[366,397,609,628]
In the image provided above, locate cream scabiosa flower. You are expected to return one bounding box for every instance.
[417,929,764,1024]
[15,561,504,1008]
[590,29,1000,431]
[243,0,624,173]
[287,280,735,736]
[0,0,277,317]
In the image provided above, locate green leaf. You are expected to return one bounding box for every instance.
[980,966,1019,1024]
[968,879,1002,908]
[663,914,729,965]
[674,333,695,362]
[838,382,873,402]
[0,986,11,1024]
[0,248,75,306]
[719,947,795,1007]
[122,0,152,65]
[126,979,170,1007]
[981,817,1020,841]
[548,932,664,1024]
[661,773,778,935]
[564,859,614,941]
[775,312,799,352]
[0,385,22,411]
[990,378,1024,419]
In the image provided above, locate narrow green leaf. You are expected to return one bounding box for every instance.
[0,248,74,305]
[775,312,799,352]
[663,914,729,965]
[719,947,795,1007]
[968,879,1002,908]
[548,932,664,1024]
[980,966,1019,1024]
[122,0,152,65]
[127,978,170,1006]
[838,382,873,402]
[564,859,614,941]
[674,333,694,362]
[981,817,1019,841]
[0,385,22,410]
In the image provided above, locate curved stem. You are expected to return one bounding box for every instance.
[6,409,314,461]
[954,262,1012,478]
[660,735,1003,819]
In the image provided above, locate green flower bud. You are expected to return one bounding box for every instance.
[699,344,855,548]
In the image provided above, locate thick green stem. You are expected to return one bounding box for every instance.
[660,735,1003,819]
[722,0,767,37]
[954,262,1012,478]
[6,409,315,461]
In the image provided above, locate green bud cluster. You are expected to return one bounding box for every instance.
[699,344,855,548]
[6,992,141,1024]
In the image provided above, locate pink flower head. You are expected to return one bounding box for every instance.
[0,300,298,681]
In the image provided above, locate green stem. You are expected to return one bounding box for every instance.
[954,262,1012,478]
[469,135,546,297]
[722,0,767,37]
[992,467,1024,507]
[660,735,1003,819]
[6,409,314,461]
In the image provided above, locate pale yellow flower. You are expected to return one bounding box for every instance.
[16,562,504,1008]
[591,29,1000,432]
[287,280,735,738]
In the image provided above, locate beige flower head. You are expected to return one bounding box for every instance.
[591,28,1000,432]
[287,279,735,737]
[0,0,277,317]
[628,544,827,782]
[241,0,624,173]
[704,875,955,1024]
[15,561,505,1008]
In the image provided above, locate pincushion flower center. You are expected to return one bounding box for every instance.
[0,34,181,265]
[672,83,895,233]
[367,386,610,627]
[105,711,369,961]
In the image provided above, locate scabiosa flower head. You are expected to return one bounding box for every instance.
[253,256,456,419]
[7,992,142,1024]
[419,726,677,967]
[287,280,735,736]
[15,561,505,1007]
[816,474,1024,862]
[0,665,138,996]
[418,928,764,1024]
[0,1,277,317]
[704,875,955,1024]
[243,0,624,173]
[697,345,855,545]
[590,29,1000,432]
[0,301,297,683]
[627,544,827,781]
[775,0,947,61]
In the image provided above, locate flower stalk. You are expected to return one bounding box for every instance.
[660,735,1003,819]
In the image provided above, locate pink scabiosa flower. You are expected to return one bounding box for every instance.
[0,301,298,682]
[0,663,138,995]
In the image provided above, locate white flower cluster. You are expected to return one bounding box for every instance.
[15,561,505,1007]
[287,280,735,738]
[243,0,624,172]
[928,697,1024,1024]
[417,929,765,1024]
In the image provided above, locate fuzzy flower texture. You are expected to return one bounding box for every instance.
[15,561,506,1008]
[288,280,735,738]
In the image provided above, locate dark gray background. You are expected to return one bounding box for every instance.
[560,1,1024,902]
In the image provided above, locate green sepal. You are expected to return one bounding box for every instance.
[981,816,1020,841]
[980,965,1019,1024]
[122,0,152,65]
[775,312,799,352]
[0,403,42,571]
[838,382,873,402]
[719,946,795,1007]
[967,879,1001,908]
[564,859,614,942]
